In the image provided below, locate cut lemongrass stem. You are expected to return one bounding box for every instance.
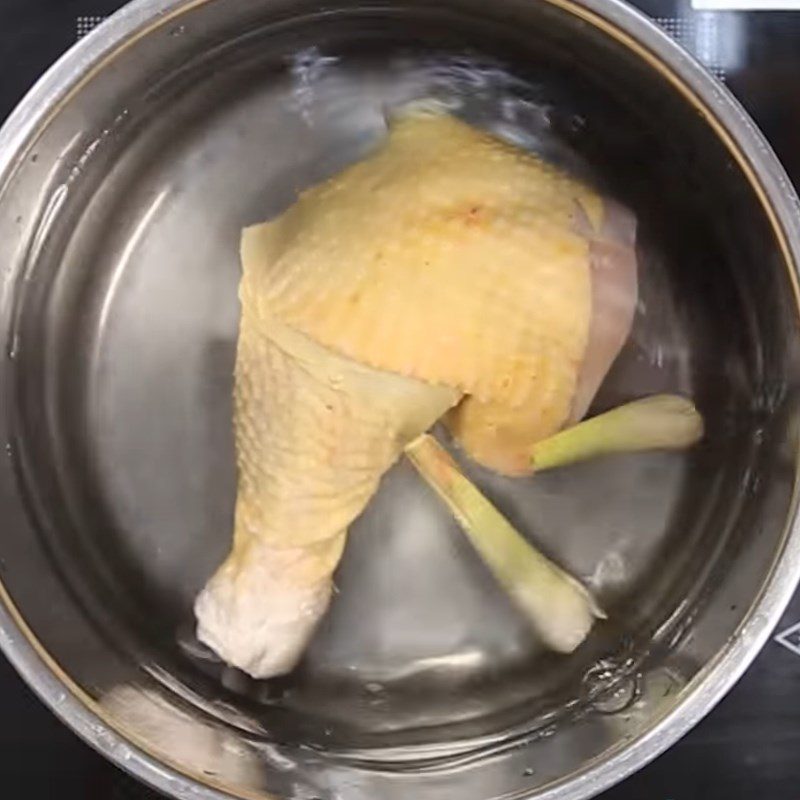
[532,394,704,472]
[405,433,604,654]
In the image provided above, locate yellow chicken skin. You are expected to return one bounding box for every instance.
[195,111,637,677]
[255,113,604,471]
[195,224,458,677]
[447,195,638,474]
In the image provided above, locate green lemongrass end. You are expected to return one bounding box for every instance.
[405,434,603,653]
[532,394,704,472]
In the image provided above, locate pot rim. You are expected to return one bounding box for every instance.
[0,1,799,799]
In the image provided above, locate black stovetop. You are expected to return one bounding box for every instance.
[2,1,800,797]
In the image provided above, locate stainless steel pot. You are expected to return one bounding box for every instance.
[2,1,800,798]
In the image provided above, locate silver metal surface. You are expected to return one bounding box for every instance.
[1,1,800,799]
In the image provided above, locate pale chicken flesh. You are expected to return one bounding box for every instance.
[195,112,638,678]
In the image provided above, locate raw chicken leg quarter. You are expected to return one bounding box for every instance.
[195,111,638,678]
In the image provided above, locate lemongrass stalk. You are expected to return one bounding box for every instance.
[405,434,604,653]
[532,394,703,472]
